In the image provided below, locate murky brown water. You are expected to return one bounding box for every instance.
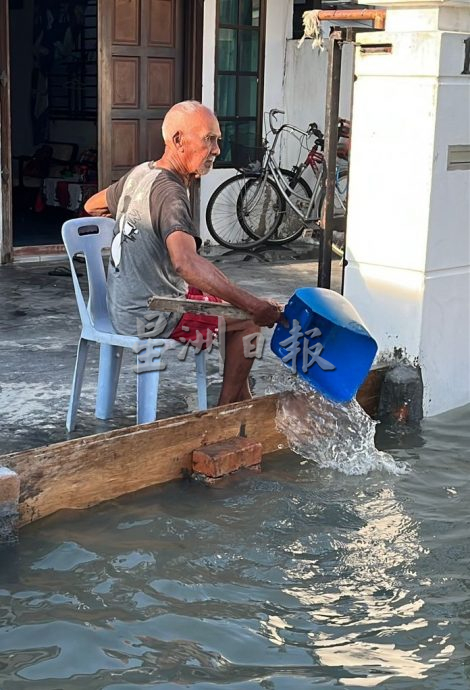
[0,403,469,689]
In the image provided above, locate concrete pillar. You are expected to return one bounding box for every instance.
[344,0,470,416]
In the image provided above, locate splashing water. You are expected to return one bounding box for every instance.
[267,370,407,476]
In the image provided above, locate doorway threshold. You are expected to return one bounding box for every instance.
[13,244,67,263]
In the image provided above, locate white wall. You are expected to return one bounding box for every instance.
[284,31,356,133]
[263,0,292,115]
[281,28,356,188]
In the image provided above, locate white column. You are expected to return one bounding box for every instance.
[344,0,470,416]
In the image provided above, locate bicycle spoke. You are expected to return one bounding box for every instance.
[240,169,313,245]
[206,174,280,249]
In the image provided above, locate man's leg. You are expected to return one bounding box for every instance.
[218,318,260,405]
[170,310,260,405]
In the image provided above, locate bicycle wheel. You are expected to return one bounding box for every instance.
[206,173,285,250]
[317,169,348,220]
[239,169,313,245]
[317,169,348,257]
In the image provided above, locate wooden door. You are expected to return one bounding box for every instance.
[98,0,184,188]
[0,0,12,264]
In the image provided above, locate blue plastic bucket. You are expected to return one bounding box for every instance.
[271,287,378,403]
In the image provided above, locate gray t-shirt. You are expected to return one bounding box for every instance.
[106,162,200,337]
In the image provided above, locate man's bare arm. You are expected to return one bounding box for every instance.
[166,231,282,327]
[84,189,112,217]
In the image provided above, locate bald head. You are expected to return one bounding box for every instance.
[159,100,221,178]
[161,101,217,144]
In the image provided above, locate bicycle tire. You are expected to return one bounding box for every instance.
[317,169,348,257]
[239,169,313,245]
[206,173,285,250]
[317,168,348,220]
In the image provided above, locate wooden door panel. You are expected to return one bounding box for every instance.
[149,0,174,46]
[112,121,140,169]
[148,59,174,107]
[114,0,140,44]
[99,0,183,187]
[147,119,165,161]
[113,58,140,107]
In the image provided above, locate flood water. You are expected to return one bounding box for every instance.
[0,403,470,689]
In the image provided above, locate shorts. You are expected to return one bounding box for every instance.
[170,286,222,348]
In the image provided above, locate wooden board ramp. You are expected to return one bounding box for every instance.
[0,365,387,534]
[2,395,287,528]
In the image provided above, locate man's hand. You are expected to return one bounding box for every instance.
[251,299,284,328]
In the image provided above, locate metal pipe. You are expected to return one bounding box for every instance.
[318,9,386,30]
[318,32,342,289]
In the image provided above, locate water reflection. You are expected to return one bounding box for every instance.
[281,481,457,686]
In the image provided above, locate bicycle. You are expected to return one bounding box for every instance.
[206,109,349,252]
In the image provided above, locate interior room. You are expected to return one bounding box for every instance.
[9,0,97,247]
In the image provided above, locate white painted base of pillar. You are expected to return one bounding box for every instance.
[344,263,470,416]
[344,11,470,416]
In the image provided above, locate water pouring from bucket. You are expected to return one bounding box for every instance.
[271,287,378,404]
[270,291,404,474]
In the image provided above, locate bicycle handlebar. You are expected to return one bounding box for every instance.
[307,122,324,139]
[269,108,285,133]
[306,120,350,142]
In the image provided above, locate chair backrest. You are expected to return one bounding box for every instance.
[62,217,116,333]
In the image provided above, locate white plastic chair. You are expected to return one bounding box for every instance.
[62,217,207,432]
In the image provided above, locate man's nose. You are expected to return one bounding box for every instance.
[212,139,220,156]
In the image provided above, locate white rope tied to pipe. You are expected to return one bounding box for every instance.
[297,9,324,52]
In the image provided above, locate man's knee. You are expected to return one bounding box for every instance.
[224,317,260,335]
[243,320,261,336]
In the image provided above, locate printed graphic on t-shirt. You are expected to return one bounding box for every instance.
[111,215,139,269]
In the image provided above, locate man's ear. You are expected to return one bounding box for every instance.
[173,130,184,151]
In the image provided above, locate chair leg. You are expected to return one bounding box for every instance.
[66,337,91,432]
[136,369,160,425]
[95,344,124,420]
[195,349,208,410]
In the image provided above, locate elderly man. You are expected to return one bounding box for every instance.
[84,100,282,405]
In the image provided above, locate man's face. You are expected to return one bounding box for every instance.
[183,111,221,177]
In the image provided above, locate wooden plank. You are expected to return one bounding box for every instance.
[13,244,65,258]
[148,296,250,320]
[2,394,287,527]
[0,365,388,529]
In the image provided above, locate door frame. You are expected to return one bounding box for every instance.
[0,0,204,263]
[0,1,12,264]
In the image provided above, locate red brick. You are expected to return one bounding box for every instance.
[192,437,263,478]
[0,467,20,504]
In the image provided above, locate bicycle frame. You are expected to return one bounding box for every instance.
[245,123,346,224]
